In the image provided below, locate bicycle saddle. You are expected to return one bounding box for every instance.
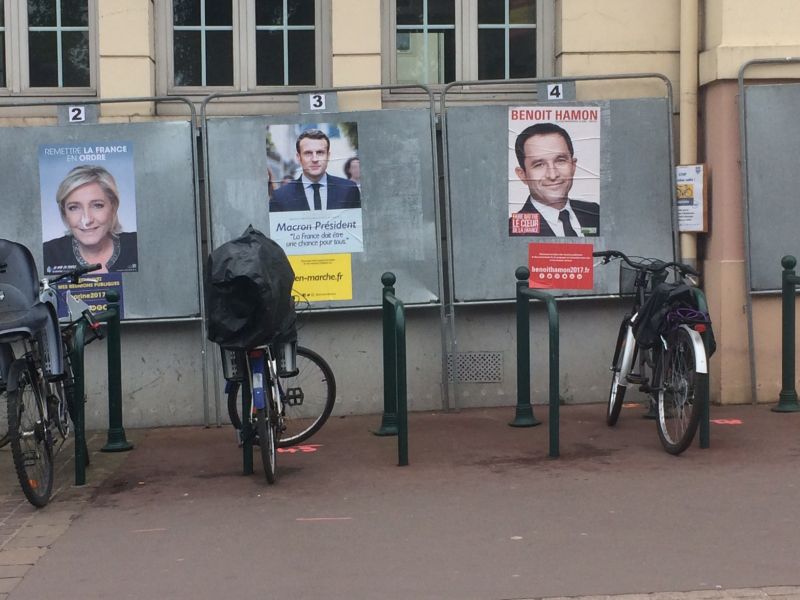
[0,239,53,343]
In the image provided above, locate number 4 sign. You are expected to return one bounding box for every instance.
[547,84,563,100]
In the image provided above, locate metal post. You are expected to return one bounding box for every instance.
[511,267,540,427]
[775,256,800,412]
[546,298,560,458]
[396,303,408,466]
[69,321,87,485]
[375,272,399,436]
[101,290,133,452]
[241,376,254,475]
[692,287,712,448]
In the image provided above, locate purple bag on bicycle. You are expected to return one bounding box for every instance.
[633,282,716,357]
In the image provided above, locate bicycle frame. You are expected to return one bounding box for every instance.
[246,346,282,415]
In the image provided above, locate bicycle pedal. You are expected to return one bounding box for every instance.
[627,374,645,385]
[285,386,304,407]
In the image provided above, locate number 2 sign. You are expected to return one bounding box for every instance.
[68,105,86,123]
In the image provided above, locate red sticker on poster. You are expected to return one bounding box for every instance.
[511,212,540,235]
[529,243,593,290]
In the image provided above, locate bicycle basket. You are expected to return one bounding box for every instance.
[618,263,638,297]
[220,347,246,382]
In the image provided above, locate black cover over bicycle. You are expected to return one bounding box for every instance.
[205,226,335,482]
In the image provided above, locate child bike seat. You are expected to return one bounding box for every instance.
[0,239,64,378]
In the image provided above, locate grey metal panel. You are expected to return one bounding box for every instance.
[447,98,674,301]
[744,83,800,291]
[205,109,440,308]
[0,121,200,319]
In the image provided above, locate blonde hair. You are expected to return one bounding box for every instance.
[56,164,123,234]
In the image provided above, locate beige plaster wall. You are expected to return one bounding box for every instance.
[97,0,155,116]
[701,0,800,83]
[331,0,382,110]
[557,0,680,101]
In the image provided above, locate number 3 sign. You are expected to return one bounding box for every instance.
[309,94,326,110]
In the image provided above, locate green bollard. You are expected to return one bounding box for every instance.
[544,295,560,458]
[375,272,399,436]
[510,267,541,427]
[692,288,712,448]
[774,256,800,412]
[395,303,409,466]
[69,320,88,485]
[101,290,134,452]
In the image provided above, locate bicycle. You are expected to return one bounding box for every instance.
[223,342,336,483]
[0,238,102,506]
[594,249,712,455]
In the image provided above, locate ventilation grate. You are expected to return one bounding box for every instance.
[447,352,503,383]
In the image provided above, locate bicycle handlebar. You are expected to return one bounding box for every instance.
[46,263,103,285]
[592,250,699,278]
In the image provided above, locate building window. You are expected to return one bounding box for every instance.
[28,0,90,87]
[387,0,550,87]
[164,0,326,93]
[1,0,95,94]
[477,0,536,80]
[255,0,315,86]
[173,0,233,86]
[395,0,455,85]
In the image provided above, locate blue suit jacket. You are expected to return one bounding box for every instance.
[270,174,361,212]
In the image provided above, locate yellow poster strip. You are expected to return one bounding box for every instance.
[288,253,353,302]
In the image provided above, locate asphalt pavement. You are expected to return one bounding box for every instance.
[2,402,800,600]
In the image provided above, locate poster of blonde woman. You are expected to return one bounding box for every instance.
[39,142,138,274]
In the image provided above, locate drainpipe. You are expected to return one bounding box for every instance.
[679,0,699,266]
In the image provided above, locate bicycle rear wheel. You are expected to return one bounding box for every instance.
[656,328,704,455]
[228,346,335,447]
[8,365,54,507]
[0,390,9,448]
[606,319,630,426]
[255,405,277,484]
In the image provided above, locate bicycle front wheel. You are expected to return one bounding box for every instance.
[656,328,704,455]
[228,347,336,447]
[256,406,277,484]
[276,347,336,447]
[606,319,630,426]
[8,365,54,507]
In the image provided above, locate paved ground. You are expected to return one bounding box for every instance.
[2,402,800,600]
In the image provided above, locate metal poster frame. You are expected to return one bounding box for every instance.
[0,96,209,421]
[440,73,676,409]
[200,85,449,421]
[737,57,800,405]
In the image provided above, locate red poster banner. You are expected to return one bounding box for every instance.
[529,243,593,290]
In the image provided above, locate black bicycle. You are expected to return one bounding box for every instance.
[0,238,102,506]
[594,249,712,455]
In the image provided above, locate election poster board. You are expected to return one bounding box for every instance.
[508,106,601,238]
